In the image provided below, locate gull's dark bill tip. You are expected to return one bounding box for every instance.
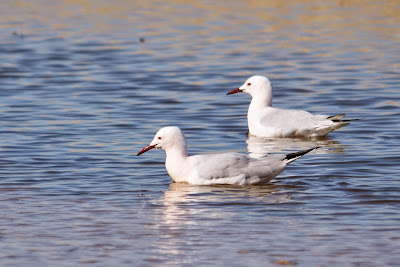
[226,88,242,95]
[137,144,156,156]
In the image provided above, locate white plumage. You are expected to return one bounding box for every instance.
[227,75,352,138]
[137,126,317,185]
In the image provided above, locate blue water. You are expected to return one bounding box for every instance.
[1,1,400,266]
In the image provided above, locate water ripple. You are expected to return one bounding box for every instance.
[0,0,400,266]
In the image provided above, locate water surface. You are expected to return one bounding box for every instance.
[1,1,400,266]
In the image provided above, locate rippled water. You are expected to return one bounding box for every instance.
[1,0,400,266]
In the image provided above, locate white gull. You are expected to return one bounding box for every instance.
[137,126,318,185]
[227,75,353,138]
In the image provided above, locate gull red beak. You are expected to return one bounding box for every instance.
[226,88,243,95]
[137,144,156,156]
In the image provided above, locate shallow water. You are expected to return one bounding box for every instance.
[1,0,400,266]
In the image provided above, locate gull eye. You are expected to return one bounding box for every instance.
[247,82,251,86]
[158,137,162,140]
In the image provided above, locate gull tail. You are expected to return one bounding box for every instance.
[327,114,359,123]
[284,147,319,164]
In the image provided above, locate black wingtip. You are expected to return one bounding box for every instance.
[285,147,319,162]
[328,114,359,122]
[327,114,345,121]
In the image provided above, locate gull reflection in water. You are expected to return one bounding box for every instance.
[159,182,294,226]
[246,135,344,158]
[146,183,293,260]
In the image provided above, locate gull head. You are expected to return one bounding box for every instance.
[227,75,273,98]
[137,126,187,156]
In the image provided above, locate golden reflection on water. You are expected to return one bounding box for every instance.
[3,0,398,79]
[3,0,399,40]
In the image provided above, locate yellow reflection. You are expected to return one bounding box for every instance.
[2,0,399,41]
